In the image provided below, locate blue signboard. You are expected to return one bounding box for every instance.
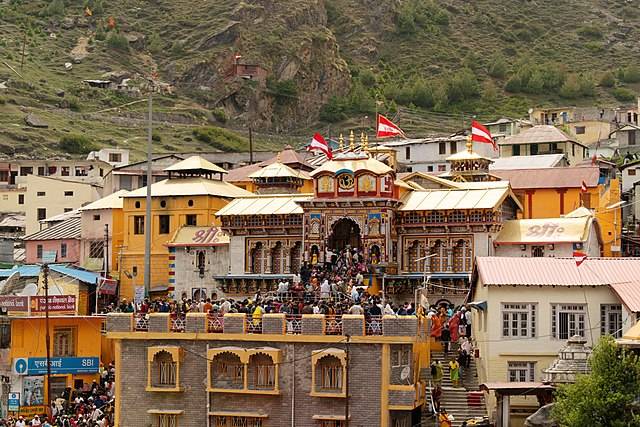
[13,357,100,375]
[8,392,20,412]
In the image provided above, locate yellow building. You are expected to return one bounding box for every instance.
[9,316,112,418]
[566,119,611,146]
[0,187,27,214]
[118,156,251,300]
[493,166,621,256]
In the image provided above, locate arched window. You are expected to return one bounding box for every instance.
[407,240,420,272]
[197,251,206,277]
[251,242,264,273]
[430,240,446,272]
[211,352,244,390]
[248,353,275,390]
[152,351,176,388]
[271,242,283,274]
[290,242,302,274]
[316,355,343,392]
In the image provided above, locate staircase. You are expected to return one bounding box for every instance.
[420,348,487,427]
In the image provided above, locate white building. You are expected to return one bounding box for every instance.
[86,148,130,167]
[472,257,640,425]
[494,207,602,258]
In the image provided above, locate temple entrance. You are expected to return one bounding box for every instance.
[328,218,362,252]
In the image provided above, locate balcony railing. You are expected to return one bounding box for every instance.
[325,316,342,335]
[207,314,224,333]
[366,316,383,335]
[286,314,302,334]
[245,317,263,334]
[135,313,149,331]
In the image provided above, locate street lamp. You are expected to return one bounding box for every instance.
[414,254,437,312]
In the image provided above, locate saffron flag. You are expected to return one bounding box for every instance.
[307,133,332,159]
[581,180,588,193]
[573,250,587,267]
[376,114,405,138]
[471,120,497,151]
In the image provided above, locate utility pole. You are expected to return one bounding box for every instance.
[143,93,153,298]
[104,224,109,277]
[249,127,254,164]
[344,334,350,427]
[43,264,52,410]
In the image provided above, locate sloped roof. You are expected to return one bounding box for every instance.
[446,149,492,162]
[41,209,81,224]
[492,167,600,189]
[399,187,520,211]
[399,171,458,189]
[24,217,81,241]
[224,149,313,183]
[0,214,25,228]
[123,177,252,198]
[495,216,594,244]
[79,190,128,211]
[164,156,227,174]
[500,125,585,147]
[216,194,312,216]
[489,154,567,170]
[310,155,392,177]
[224,163,262,183]
[248,162,311,179]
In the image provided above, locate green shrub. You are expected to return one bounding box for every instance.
[320,96,349,122]
[612,87,636,102]
[619,66,640,83]
[576,25,603,39]
[151,132,162,142]
[211,108,228,123]
[599,71,616,88]
[192,126,248,151]
[43,0,64,16]
[504,62,567,95]
[147,32,163,54]
[411,79,435,108]
[95,24,106,41]
[348,81,375,114]
[359,69,377,88]
[59,135,97,154]
[267,78,298,105]
[446,68,480,103]
[487,55,508,79]
[106,32,129,52]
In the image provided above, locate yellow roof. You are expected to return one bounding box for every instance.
[446,149,492,162]
[310,155,392,177]
[167,226,229,246]
[399,187,518,211]
[564,206,593,218]
[622,320,640,340]
[495,216,593,244]
[216,194,312,216]
[400,171,459,189]
[123,177,252,198]
[164,155,228,174]
[248,162,311,179]
[79,190,129,211]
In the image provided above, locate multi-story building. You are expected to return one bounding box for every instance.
[106,311,429,427]
[101,154,184,196]
[118,156,250,300]
[498,126,589,165]
[86,148,130,167]
[0,158,111,188]
[23,215,81,264]
[472,257,640,426]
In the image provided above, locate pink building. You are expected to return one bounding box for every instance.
[23,216,81,264]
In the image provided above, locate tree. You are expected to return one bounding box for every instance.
[600,71,616,88]
[487,55,508,79]
[552,336,640,427]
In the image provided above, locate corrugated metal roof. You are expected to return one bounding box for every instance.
[446,149,492,162]
[123,177,252,198]
[0,214,25,228]
[248,162,310,179]
[610,282,640,313]
[492,167,600,189]
[495,216,593,244]
[23,217,81,241]
[489,154,566,170]
[399,187,512,211]
[310,155,392,177]
[164,156,228,174]
[499,125,584,146]
[41,209,81,223]
[0,265,40,278]
[79,190,128,211]
[216,194,312,216]
[49,264,104,284]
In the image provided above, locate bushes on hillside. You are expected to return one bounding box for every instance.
[395,0,449,35]
[59,135,97,154]
[618,66,640,83]
[559,74,595,99]
[43,0,65,16]
[599,72,616,88]
[446,68,480,103]
[267,78,298,105]
[106,32,129,52]
[612,87,636,102]
[192,126,248,151]
[487,55,508,79]
[505,62,566,94]
[319,81,375,123]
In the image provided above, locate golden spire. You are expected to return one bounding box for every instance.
[360,132,365,150]
[466,134,473,153]
[349,130,355,152]
[363,133,369,152]
[339,133,344,151]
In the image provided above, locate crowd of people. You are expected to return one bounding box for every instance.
[0,363,115,426]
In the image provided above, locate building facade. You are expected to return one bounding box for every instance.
[106,311,428,427]
[498,126,589,165]
[23,216,81,264]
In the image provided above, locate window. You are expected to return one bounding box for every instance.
[212,416,262,427]
[318,356,342,391]
[502,304,536,338]
[36,245,43,259]
[155,414,178,427]
[405,147,411,160]
[450,140,457,154]
[572,142,576,157]
[109,153,122,163]
[64,191,74,197]
[427,165,434,172]
[134,216,144,235]
[152,351,177,387]
[159,215,170,234]
[37,191,45,197]
[37,166,45,176]
[93,214,101,221]
[53,327,76,356]
[249,354,275,390]
[630,130,637,146]
[508,361,536,382]
[20,167,33,176]
[185,214,197,226]
[89,240,104,259]
[64,208,72,213]
[438,142,446,155]
[499,123,508,133]
[211,353,244,389]
[0,171,8,182]
[1,195,6,201]
[391,347,411,368]
[319,422,344,427]
[629,169,637,176]
[437,165,446,172]
[60,243,67,258]
[552,304,586,339]
[61,167,70,176]
[37,208,47,221]
[512,144,520,156]
[575,126,586,135]
[600,304,622,338]
[530,144,538,155]
[582,193,592,209]
[531,245,544,257]
[18,194,24,205]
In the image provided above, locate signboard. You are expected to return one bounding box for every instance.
[30,295,76,313]
[41,250,57,263]
[18,406,46,418]
[134,286,145,304]
[22,377,44,406]
[98,278,118,295]
[13,357,100,376]
[7,392,20,412]
[0,296,29,312]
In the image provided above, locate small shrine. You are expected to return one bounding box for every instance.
[542,335,592,384]
[247,152,309,194]
[446,138,494,182]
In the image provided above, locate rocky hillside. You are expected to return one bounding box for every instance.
[1,0,640,158]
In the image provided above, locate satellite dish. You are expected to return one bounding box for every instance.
[20,283,38,296]
[400,366,411,381]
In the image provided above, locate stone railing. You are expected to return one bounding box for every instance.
[107,312,419,337]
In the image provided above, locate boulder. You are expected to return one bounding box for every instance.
[24,114,48,129]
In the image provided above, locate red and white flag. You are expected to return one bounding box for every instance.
[581,180,588,193]
[307,133,332,159]
[376,114,405,138]
[573,250,587,267]
[471,120,497,151]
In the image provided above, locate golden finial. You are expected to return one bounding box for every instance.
[339,133,344,151]
[466,134,473,153]
[363,133,369,152]
[360,131,365,149]
[349,130,355,152]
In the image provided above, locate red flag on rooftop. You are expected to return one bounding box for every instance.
[573,250,587,267]
[376,114,405,138]
[581,180,588,193]
[307,133,332,159]
[471,120,497,151]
